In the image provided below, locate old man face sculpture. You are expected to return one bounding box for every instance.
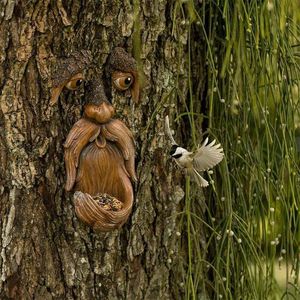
[51,48,139,231]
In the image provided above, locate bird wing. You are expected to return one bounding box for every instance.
[192,138,224,171]
[165,115,177,145]
[64,119,100,191]
[188,168,209,187]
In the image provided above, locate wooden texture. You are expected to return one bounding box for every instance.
[65,116,136,231]
[0,1,205,299]
[107,47,140,102]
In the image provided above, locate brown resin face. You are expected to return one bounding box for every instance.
[84,102,115,124]
[112,71,134,91]
[50,50,91,104]
[51,49,137,232]
[82,79,116,124]
[64,117,136,231]
[107,47,140,103]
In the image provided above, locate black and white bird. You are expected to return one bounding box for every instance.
[165,116,224,187]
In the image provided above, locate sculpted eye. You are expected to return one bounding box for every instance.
[112,72,134,91]
[65,73,84,90]
[75,79,83,86]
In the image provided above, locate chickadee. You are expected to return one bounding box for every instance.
[165,116,224,187]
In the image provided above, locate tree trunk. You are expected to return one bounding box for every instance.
[0,1,204,299]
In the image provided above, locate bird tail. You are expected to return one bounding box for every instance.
[188,168,209,187]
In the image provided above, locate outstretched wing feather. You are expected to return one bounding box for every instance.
[193,139,224,171]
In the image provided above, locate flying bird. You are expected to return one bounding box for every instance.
[165,116,224,187]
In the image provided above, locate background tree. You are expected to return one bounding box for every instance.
[0,1,204,299]
[1,1,300,300]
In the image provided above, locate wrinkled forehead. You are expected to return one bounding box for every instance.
[52,50,92,88]
[108,47,137,73]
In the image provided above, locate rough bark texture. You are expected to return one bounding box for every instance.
[0,1,202,299]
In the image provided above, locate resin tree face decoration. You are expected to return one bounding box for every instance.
[50,50,92,105]
[52,49,139,231]
[106,47,140,103]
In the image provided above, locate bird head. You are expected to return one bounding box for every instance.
[170,145,188,159]
[169,144,179,156]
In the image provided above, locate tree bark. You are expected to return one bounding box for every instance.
[0,1,204,299]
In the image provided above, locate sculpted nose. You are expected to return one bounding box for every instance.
[84,101,115,124]
[100,101,115,119]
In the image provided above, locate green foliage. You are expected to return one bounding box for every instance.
[172,0,300,299]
